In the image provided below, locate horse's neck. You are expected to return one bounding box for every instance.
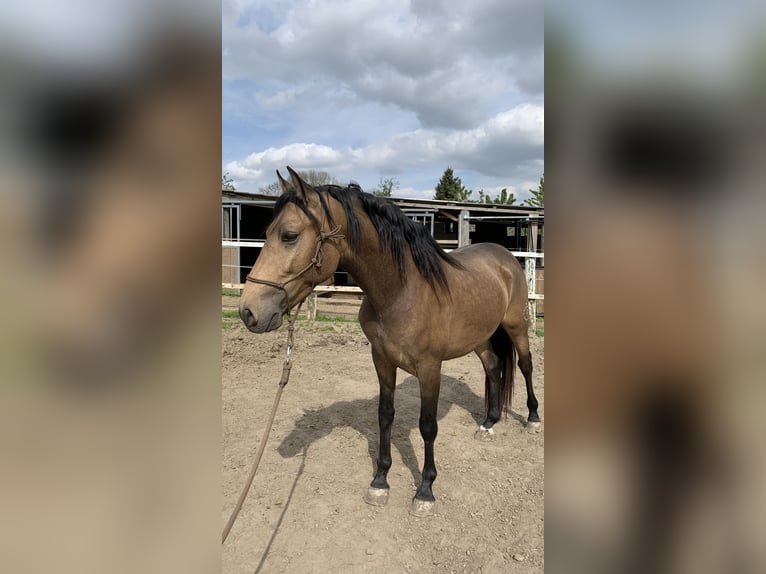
[338,213,415,311]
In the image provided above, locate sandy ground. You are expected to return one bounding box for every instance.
[222,318,544,574]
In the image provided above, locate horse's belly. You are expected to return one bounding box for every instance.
[440,324,498,360]
[359,284,509,372]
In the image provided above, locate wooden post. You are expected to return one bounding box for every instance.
[525,257,537,336]
[307,291,317,321]
[458,210,470,247]
[529,219,538,253]
[529,217,540,328]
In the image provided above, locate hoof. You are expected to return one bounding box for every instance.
[364,487,389,507]
[526,420,542,434]
[409,498,435,517]
[474,425,496,441]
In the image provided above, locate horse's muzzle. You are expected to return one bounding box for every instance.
[239,305,283,333]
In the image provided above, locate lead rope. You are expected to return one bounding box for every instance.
[222,301,303,544]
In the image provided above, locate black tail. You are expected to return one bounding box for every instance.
[485,327,516,417]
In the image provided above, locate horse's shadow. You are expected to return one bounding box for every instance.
[277,375,486,484]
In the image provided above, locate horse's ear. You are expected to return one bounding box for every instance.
[276,170,291,195]
[286,165,316,203]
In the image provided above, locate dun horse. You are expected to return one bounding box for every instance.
[239,167,540,515]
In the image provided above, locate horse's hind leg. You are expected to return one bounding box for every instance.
[506,324,541,430]
[473,341,503,440]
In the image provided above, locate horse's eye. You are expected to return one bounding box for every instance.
[281,231,299,243]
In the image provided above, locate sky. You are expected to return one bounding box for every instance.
[222,0,544,201]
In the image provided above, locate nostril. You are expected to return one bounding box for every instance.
[239,306,257,327]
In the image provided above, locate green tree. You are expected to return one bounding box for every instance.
[524,175,544,207]
[373,176,400,198]
[222,172,236,191]
[259,169,340,195]
[434,166,472,201]
[476,188,516,205]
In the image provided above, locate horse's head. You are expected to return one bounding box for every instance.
[239,167,343,333]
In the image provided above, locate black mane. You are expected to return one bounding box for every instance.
[272,184,462,292]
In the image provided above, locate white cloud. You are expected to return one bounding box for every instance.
[227,104,543,191]
[225,142,347,181]
[223,0,543,197]
[224,0,543,128]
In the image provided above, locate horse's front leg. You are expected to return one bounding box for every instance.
[364,347,397,507]
[411,361,442,516]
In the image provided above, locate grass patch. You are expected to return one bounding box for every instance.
[223,309,358,323]
[222,288,241,297]
[222,309,242,329]
[535,329,544,337]
[313,314,358,323]
[221,310,359,330]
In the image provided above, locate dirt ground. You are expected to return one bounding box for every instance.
[222,317,544,574]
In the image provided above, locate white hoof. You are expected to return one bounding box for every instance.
[474,425,496,441]
[409,498,435,517]
[526,421,542,433]
[363,487,389,507]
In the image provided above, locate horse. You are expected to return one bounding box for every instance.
[239,166,540,516]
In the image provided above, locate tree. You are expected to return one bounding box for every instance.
[434,167,472,201]
[222,172,236,191]
[524,175,544,207]
[475,188,516,205]
[373,176,400,198]
[259,169,340,195]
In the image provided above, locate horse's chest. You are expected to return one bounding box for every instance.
[389,344,420,374]
[360,319,421,374]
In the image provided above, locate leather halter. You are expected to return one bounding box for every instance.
[245,223,345,309]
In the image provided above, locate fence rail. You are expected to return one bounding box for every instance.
[224,259,543,333]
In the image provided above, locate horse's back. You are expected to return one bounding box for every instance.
[450,243,526,296]
[451,242,520,265]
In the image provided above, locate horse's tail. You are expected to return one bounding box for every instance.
[486,327,516,417]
